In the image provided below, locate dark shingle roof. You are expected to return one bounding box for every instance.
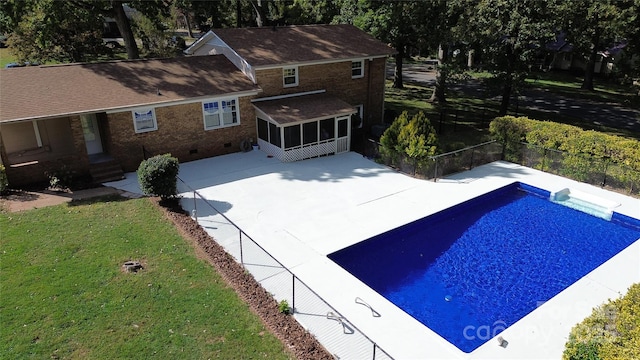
[209,24,396,67]
[254,93,356,125]
[0,55,260,122]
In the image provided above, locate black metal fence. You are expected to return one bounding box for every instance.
[363,139,503,180]
[363,139,640,196]
[511,142,639,196]
[178,177,394,360]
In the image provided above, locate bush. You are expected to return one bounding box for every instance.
[45,164,75,191]
[489,116,640,193]
[137,154,179,199]
[278,299,292,315]
[0,164,8,193]
[380,111,438,164]
[563,283,640,360]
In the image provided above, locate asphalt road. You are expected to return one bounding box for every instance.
[387,63,640,134]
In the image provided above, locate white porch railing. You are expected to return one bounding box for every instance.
[258,138,338,162]
[336,137,349,153]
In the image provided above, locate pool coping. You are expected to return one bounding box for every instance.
[106,151,640,359]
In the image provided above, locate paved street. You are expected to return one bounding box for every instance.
[387,63,640,133]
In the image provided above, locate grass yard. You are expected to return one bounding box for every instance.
[0,197,291,359]
[0,47,17,67]
[384,74,640,151]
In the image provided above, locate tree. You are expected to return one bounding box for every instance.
[67,0,141,59]
[334,0,430,89]
[423,0,468,103]
[380,111,438,162]
[7,0,108,63]
[455,0,557,115]
[556,0,636,91]
[397,111,438,159]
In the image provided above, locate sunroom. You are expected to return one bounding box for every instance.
[253,92,356,162]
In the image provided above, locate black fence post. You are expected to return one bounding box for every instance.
[239,230,244,265]
[602,159,609,187]
[470,148,475,169]
[292,275,296,314]
[193,191,197,220]
[433,158,438,182]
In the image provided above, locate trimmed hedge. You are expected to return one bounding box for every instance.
[563,283,640,360]
[137,154,179,199]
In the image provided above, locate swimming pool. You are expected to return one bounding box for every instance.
[328,182,640,353]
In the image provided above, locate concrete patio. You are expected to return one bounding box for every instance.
[106,150,640,359]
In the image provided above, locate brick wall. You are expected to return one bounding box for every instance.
[107,96,257,172]
[255,57,387,130]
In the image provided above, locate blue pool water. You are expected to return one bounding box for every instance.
[328,182,640,353]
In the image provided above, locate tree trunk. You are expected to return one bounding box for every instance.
[250,0,268,27]
[236,0,242,28]
[393,44,404,89]
[111,0,139,59]
[499,45,516,116]
[184,12,193,38]
[581,30,600,91]
[430,44,448,103]
[499,82,512,116]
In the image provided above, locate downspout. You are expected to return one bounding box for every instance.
[366,58,372,130]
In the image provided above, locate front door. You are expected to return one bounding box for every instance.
[335,116,350,153]
[81,114,103,155]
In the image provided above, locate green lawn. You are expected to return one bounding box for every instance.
[384,75,640,151]
[0,197,291,359]
[0,47,17,67]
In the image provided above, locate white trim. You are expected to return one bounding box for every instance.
[351,59,365,79]
[255,54,389,70]
[0,89,261,124]
[283,66,299,87]
[132,107,158,133]
[202,96,241,131]
[32,120,43,147]
[183,31,216,55]
[103,89,260,115]
[251,89,325,103]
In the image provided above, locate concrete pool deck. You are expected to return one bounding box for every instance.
[106,151,640,359]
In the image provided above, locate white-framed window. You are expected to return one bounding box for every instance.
[132,108,158,133]
[283,66,298,87]
[351,60,364,78]
[203,97,239,130]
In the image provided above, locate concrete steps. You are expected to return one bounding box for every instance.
[89,160,125,183]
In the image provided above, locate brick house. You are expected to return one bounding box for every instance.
[0,24,394,187]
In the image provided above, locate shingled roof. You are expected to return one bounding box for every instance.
[0,55,260,123]
[188,24,396,67]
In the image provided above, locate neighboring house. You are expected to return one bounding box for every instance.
[0,24,395,187]
[544,33,633,75]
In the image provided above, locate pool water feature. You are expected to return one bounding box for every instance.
[328,182,640,353]
[551,188,619,220]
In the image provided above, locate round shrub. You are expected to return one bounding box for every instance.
[137,154,179,199]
